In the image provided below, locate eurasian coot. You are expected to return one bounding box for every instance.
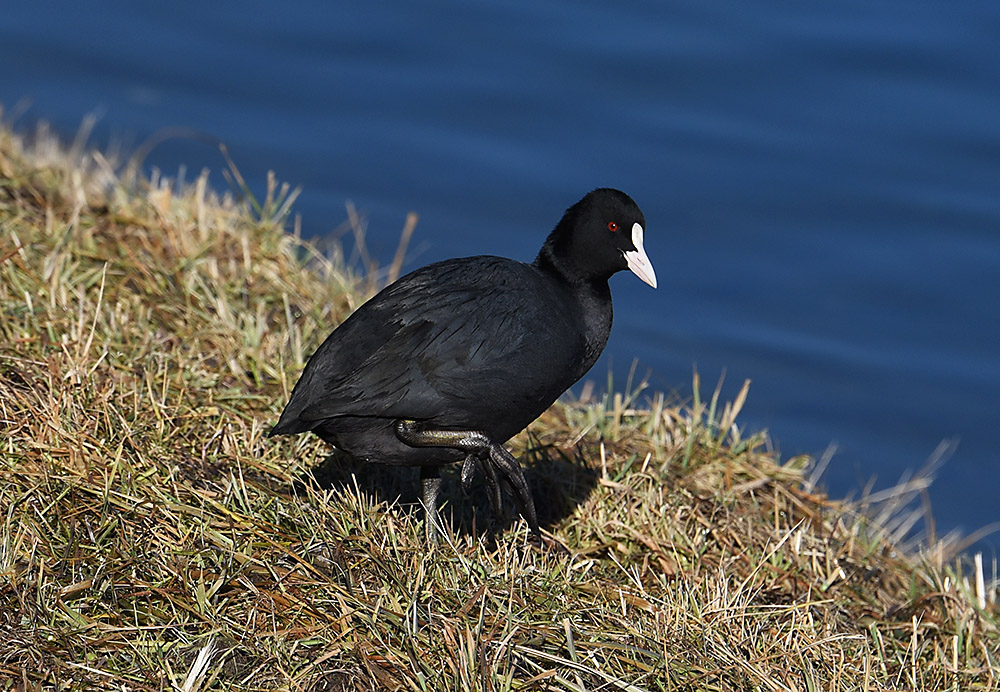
[270,188,656,542]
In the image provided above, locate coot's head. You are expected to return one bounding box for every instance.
[537,188,657,288]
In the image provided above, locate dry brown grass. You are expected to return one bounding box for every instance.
[1,117,997,691]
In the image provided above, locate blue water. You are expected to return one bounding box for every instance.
[4,1,999,554]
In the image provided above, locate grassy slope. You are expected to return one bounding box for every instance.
[1,121,997,691]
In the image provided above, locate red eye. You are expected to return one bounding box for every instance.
[607,222,618,232]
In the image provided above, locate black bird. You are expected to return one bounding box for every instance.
[269,188,656,543]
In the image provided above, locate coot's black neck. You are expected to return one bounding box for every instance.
[534,239,614,369]
[534,238,610,288]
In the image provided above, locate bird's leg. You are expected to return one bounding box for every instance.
[395,420,491,451]
[395,420,539,540]
[420,466,443,544]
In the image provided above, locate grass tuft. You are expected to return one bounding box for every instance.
[1,117,997,690]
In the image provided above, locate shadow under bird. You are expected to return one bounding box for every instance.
[269,188,657,543]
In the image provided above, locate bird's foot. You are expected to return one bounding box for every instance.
[395,420,540,540]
